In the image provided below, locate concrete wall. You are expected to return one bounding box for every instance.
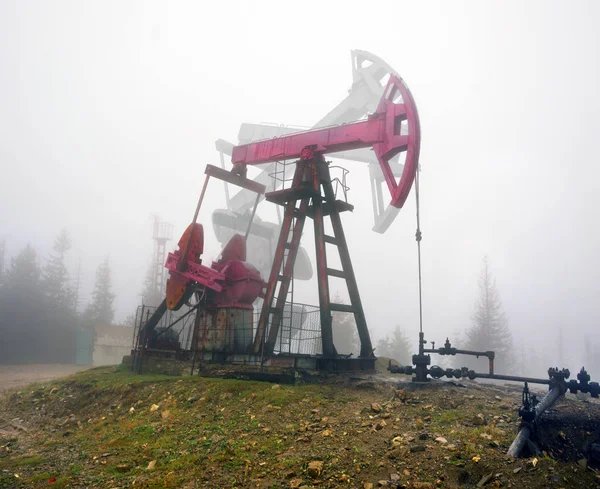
[93,325,133,366]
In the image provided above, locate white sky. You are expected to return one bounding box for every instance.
[1,0,599,365]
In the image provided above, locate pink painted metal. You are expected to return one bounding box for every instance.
[165,251,225,292]
[231,75,421,209]
[213,260,264,309]
[165,232,265,310]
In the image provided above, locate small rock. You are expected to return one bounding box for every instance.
[115,464,131,473]
[413,483,433,489]
[577,458,588,469]
[374,421,386,431]
[150,404,159,412]
[390,473,400,481]
[473,413,486,426]
[390,436,403,446]
[307,460,324,478]
[410,444,426,453]
[480,433,492,440]
[513,467,522,474]
[377,481,388,487]
[147,460,157,470]
[476,473,493,487]
[211,434,223,444]
[272,384,281,390]
[418,432,429,440]
[435,437,448,444]
[388,447,407,459]
[161,410,171,420]
[371,403,383,413]
[363,484,374,489]
[290,479,303,489]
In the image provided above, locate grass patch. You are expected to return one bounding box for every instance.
[1,455,46,467]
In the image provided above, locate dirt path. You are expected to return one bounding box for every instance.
[0,364,90,394]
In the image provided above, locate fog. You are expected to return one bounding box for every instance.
[1,1,599,372]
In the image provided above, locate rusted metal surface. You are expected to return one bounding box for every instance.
[197,308,254,354]
[311,158,335,359]
[319,161,373,358]
[253,162,306,354]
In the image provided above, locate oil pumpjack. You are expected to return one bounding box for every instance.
[133,67,421,373]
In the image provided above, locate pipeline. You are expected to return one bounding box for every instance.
[507,367,599,458]
[507,383,564,457]
[388,333,600,459]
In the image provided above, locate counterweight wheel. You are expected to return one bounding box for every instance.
[165,223,204,310]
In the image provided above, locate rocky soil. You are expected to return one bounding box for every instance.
[0,366,599,488]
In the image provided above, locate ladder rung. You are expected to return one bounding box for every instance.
[277,275,291,282]
[326,268,345,279]
[285,242,297,250]
[324,235,337,245]
[330,303,354,313]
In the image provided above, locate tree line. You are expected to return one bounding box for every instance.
[332,256,518,374]
[0,229,116,364]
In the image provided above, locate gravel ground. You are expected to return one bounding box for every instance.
[0,364,90,394]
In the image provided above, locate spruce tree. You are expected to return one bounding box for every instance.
[0,244,46,363]
[41,228,75,310]
[389,326,412,365]
[6,243,42,289]
[372,335,388,357]
[464,256,515,372]
[85,257,115,325]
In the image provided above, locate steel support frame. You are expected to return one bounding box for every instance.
[318,160,373,358]
[253,162,309,354]
[253,156,374,362]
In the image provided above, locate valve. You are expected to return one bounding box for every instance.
[429,365,444,379]
[577,367,591,385]
[438,338,457,356]
[518,382,536,423]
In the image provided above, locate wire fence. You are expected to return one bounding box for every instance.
[132,304,197,352]
[132,301,323,358]
[270,303,322,356]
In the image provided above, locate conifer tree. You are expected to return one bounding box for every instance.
[41,228,75,310]
[464,256,515,372]
[85,257,115,325]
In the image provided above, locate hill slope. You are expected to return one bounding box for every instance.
[0,366,598,488]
